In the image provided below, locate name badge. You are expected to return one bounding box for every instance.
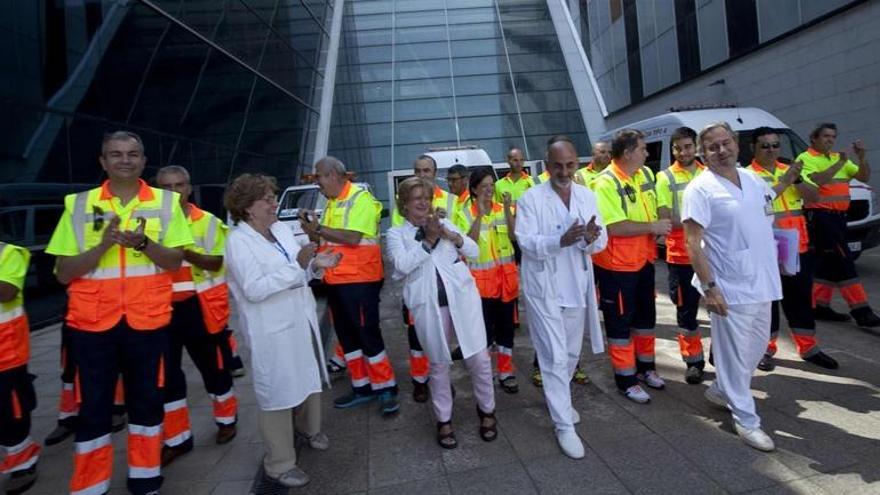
[764,195,774,216]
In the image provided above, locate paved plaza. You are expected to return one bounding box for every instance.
[8,250,880,495]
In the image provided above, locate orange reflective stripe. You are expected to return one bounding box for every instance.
[59,382,78,419]
[162,399,192,446]
[496,346,515,378]
[127,424,161,479]
[113,377,125,406]
[840,282,869,306]
[633,332,655,361]
[367,351,396,388]
[210,390,237,425]
[0,314,29,371]
[10,390,22,419]
[345,350,369,388]
[607,339,636,373]
[676,332,703,364]
[216,345,225,370]
[409,350,429,381]
[171,264,196,301]
[157,354,165,389]
[70,434,113,495]
[0,437,39,474]
[808,181,851,211]
[617,291,624,315]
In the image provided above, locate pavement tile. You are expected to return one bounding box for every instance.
[589,435,726,495]
[298,432,369,495]
[525,451,629,494]
[495,406,562,460]
[805,458,880,494]
[439,415,519,473]
[368,423,444,488]
[204,441,267,481]
[447,461,538,495]
[742,478,829,495]
[210,480,255,495]
[368,476,451,495]
[760,409,864,476]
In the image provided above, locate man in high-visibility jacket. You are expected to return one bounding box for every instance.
[155,165,238,467]
[495,147,535,204]
[46,131,193,495]
[391,156,459,403]
[746,127,840,370]
[448,164,470,212]
[591,129,671,404]
[799,123,880,328]
[300,156,399,416]
[656,127,707,384]
[574,140,611,186]
[0,242,40,494]
[534,169,551,185]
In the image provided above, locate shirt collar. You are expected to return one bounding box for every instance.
[99,179,154,201]
[188,203,205,221]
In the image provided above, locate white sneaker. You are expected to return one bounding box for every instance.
[272,466,310,487]
[556,429,585,459]
[734,423,775,452]
[638,370,666,389]
[571,408,581,425]
[621,384,651,404]
[306,431,329,450]
[704,386,731,410]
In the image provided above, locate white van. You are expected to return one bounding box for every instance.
[602,107,880,256]
[276,181,375,238]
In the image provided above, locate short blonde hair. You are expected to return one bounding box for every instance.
[224,173,279,225]
[396,176,433,217]
[698,121,738,154]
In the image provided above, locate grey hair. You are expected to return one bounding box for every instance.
[102,130,145,154]
[156,165,191,183]
[314,156,347,176]
[697,121,738,154]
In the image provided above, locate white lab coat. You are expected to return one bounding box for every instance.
[386,219,487,363]
[225,221,329,411]
[515,181,608,353]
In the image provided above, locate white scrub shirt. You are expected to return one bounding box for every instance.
[681,168,782,305]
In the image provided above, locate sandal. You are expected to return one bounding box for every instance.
[476,406,498,442]
[500,376,519,394]
[436,421,457,449]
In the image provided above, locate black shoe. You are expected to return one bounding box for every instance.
[379,391,400,416]
[44,423,75,446]
[499,376,519,394]
[804,351,839,369]
[7,465,37,495]
[684,366,704,385]
[854,311,880,328]
[161,438,194,467]
[412,381,429,403]
[757,354,775,372]
[450,347,463,361]
[814,306,851,322]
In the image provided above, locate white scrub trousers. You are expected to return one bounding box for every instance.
[530,305,585,432]
[709,302,771,430]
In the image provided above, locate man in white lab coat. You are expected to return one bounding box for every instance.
[515,136,607,459]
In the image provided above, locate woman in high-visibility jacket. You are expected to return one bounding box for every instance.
[457,167,521,393]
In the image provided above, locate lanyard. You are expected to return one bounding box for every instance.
[272,240,291,262]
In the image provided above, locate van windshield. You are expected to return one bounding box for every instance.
[278,188,320,218]
[736,129,808,166]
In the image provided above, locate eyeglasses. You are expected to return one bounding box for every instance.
[623,184,637,203]
[759,142,781,150]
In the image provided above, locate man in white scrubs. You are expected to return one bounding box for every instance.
[681,122,782,452]
[516,136,607,459]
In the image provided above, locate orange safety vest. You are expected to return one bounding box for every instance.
[747,160,810,253]
[657,161,704,264]
[800,148,854,211]
[592,164,658,272]
[460,201,519,302]
[320,181,384,284]
[0,243,30,372]
[170,204,229,333]
[63,181,179,332]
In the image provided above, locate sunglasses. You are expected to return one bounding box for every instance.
[623,184,637,203]
[759,142,781,149]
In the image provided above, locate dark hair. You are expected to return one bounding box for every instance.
[670,127,697,145]
[751,126,779,145]
[224,173,279,225]
[468,167,495,201]
[546,135,574,150]
[102,130,145,155]
[611,129,644,159]
[809,122,837,140]
[447,164,468,177]
[414,154,437,171]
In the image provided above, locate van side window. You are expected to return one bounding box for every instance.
[645,141,663,174]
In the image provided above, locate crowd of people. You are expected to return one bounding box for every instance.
[0,119,875,494]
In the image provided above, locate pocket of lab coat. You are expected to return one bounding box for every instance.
[521,259,546,297]
[716,248,755,281]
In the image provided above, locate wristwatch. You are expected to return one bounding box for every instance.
[700,280,717,292]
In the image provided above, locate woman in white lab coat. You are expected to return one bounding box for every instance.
[223,173,341,488]
[386,177,497,449]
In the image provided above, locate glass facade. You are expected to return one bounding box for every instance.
[327,0,589,204]
[1,0,330,191]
